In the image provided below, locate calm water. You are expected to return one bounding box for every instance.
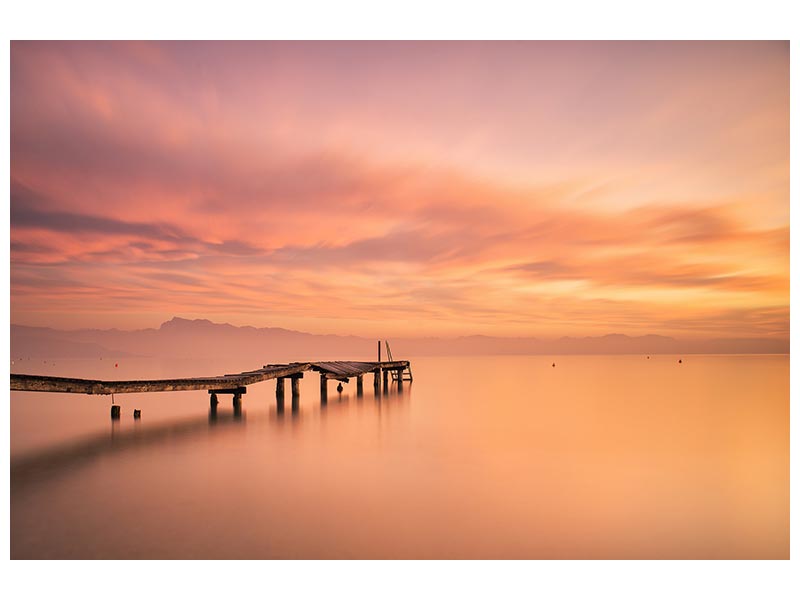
[10,354,789,559]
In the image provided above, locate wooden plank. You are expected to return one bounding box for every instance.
[9,360,410,396]
[10,363,312,395]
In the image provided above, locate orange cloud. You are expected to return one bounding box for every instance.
[10,41,789,339]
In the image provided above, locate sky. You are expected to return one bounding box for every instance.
[9,41,789,339]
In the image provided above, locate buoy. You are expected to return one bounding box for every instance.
[115,363,118,368]
[336,382,343,393]
[552,363,556,367]
[647,356,650,359]
[678,359,682,364]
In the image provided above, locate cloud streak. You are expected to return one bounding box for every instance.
[9,41,789,340]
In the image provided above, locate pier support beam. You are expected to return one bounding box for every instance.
[356,374,363,397]
[397,367,404,390]
[320,374,328,404]
[276,378,286,412]
[209,392,219,408]
[288,374,302,413]
[232,392,242,408]
[383,368,389,392]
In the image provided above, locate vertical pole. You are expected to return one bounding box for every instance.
[320,374,328,404]
[276,378,285,413]
[357,374,364,397]
[383,368,389,391]
[378,340,381,362]
[209,392,219,407]
[397,367,404,390]
[373,370,381,395]
[291,377,300,399]
[233,392,242,419]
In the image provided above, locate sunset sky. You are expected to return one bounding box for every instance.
[10,41,789,338]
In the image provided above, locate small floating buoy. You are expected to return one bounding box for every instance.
[133,409,141,419]
[552,363,556,368]
[647,356,650,359]
[115,363,118,368]
[336,382,343,393]
[678,359,682,364]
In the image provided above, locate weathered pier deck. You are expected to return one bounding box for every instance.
[10,359,411,416]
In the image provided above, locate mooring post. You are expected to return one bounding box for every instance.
[276,378,286,412]
[356,374,363,396]
[274,379,285,412]
[320,373,328,404]
[110,404,121,420]
[210,392,219,408]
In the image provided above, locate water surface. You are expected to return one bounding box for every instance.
[10,354,789,558]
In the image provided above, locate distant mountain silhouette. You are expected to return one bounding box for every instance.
[9,317,788,361]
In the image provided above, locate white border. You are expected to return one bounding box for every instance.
[2,2,798,599]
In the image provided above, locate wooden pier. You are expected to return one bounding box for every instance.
[10,359,411,407]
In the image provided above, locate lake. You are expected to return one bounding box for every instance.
[10,354,789,559]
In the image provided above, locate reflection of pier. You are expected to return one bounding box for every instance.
[11,384,408,488]
[11,352,412,417]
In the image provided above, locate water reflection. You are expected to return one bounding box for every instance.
[11,381,411,491]
[11,355,788,558]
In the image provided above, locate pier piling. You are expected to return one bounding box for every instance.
[290,374,302,399]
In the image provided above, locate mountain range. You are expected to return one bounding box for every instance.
[9,317,789,360]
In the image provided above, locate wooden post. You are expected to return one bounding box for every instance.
[288,373,302,413]
[378,340,382,362]
[233,392,242,408]
[397,367,404,390]
[383,368,389,390]
[209,392,219,408]
[357,374,363,396]
[110,405,121,420]
[276,378,285,412]
[133,409,142,419]
[320,374,328,404]
[373,370,381,396]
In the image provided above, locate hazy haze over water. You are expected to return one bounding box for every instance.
[10,354,788,559]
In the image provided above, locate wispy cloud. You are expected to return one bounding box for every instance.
[10,41,788,339]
